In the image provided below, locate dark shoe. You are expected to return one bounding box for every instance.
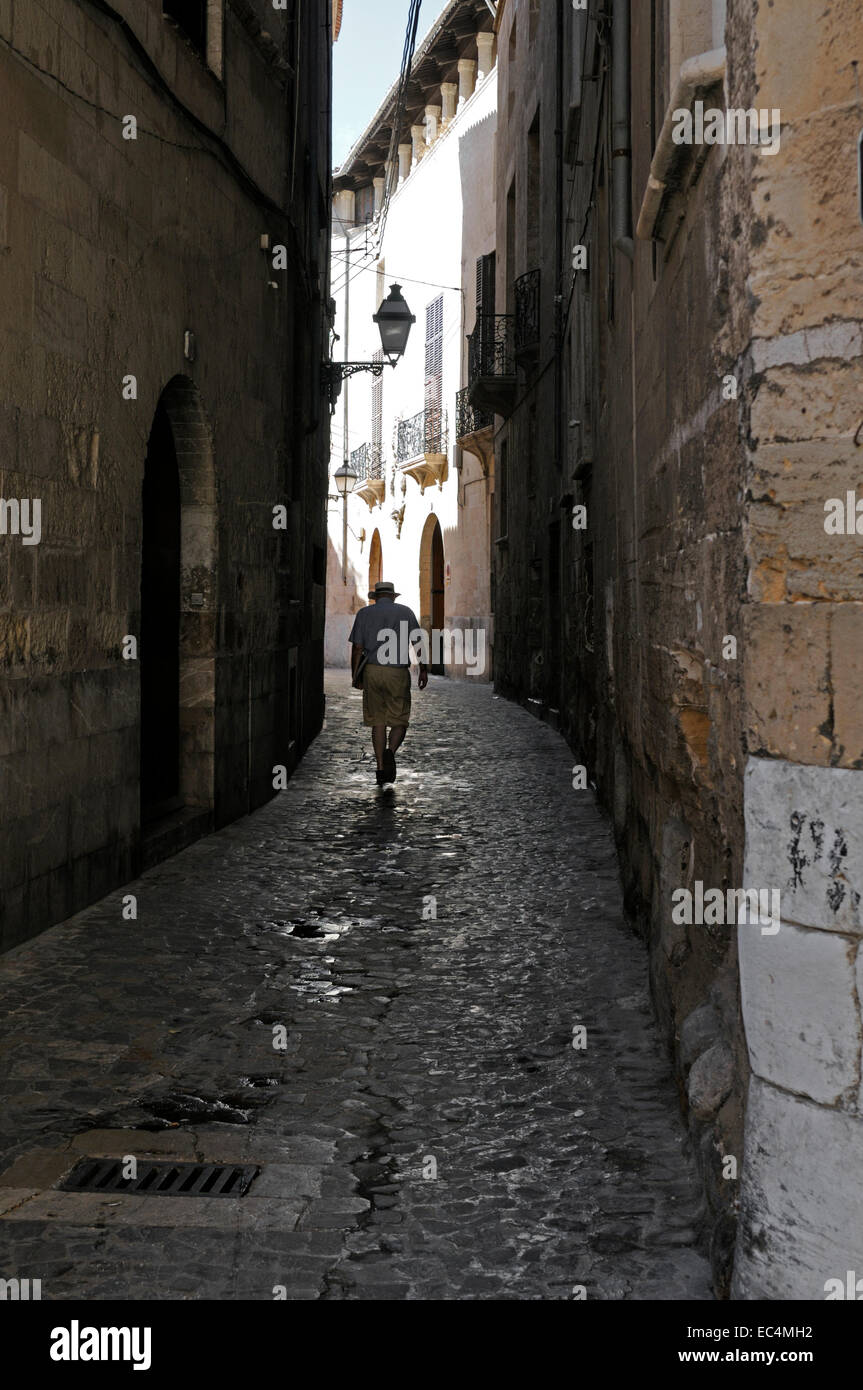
[376,769,387,787]
[383,748,397,783]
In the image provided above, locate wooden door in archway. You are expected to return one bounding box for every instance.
[141,401,181,822]
[419,514,445,674]
[141,376,218,827]
[369,528,383,594]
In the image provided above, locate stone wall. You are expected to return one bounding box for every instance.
[493,0,863,1296]
[0,0,331,951]
[732,0,863,1299]
[494,0,747,1287]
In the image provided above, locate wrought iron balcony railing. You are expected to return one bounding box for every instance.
[455,386,494,439]
[468,314,515,382]
[350,441,384,482]
[396,407,448,463]
[514,269,540,356]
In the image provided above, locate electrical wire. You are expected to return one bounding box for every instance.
[331,253,463,298]
[364,0,424,259]
[329,0,424,292]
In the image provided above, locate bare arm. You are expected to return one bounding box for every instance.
[351,643,364,686]
[409,632,429,690]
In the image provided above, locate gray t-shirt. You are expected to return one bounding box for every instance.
[349,599,422,666]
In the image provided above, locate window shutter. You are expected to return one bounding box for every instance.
[475,254,496,374]
[425,295,444,448]
[477,252,496,316]
[372,350,383,456]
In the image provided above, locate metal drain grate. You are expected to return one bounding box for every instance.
[60,1158,260,1198]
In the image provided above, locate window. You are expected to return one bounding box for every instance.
[372,351,383,453]
[355,185,375,225]
[529,0,540,45]
[475,252,495,373]
[527,110,541,268]
[476,251,495,321]
[505,180,516,313]
[425,295,444,447]
[497,440,508,540]
[164,1,205,53]
[163,0,223,77]
[668,0,726,80]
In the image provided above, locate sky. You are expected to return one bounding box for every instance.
[332,0,447,169]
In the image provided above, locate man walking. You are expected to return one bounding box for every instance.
[350,580,429,787]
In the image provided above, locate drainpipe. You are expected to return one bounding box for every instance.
[611,0,633,259]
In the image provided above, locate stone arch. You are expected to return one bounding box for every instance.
[419,513,445,674]
[141,375,218,822]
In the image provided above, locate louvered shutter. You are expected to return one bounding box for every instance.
[372,350,383,450]
[425,295,444,450]
[475,253,496,373]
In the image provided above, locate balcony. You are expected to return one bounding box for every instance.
[455,386,495,475]
[350,442,386,510]
[468,313,516,416]
[514,269,540,363]
[396,407,449,493]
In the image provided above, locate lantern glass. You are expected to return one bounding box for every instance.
[334,462,357,496]
[373,283,416,363]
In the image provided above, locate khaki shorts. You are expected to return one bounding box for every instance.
[363,664,412,727]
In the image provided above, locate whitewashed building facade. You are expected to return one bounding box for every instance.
[326,0,497,681]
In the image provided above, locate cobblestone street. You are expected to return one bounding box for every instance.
[0,673,712,1300]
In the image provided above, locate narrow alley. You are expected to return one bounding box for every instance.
[0,674,711,1301]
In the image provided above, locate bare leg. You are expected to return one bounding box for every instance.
[388,725,407,752]
[372,726,387,769]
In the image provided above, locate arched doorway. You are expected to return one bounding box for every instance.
[369,528,383,594]
[140,376,218,826]
[141,402,181,819]
[419,514,445,675]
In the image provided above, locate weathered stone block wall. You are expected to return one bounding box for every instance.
[0,0,330,951]
[589,5,748,1293]
[494,0,748,1292]
[492,0,563,717]
[732,0,863,1299]
[494,0,863,1295]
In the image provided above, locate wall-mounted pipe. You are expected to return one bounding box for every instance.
[611,0,633,259]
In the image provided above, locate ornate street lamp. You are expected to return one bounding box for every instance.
[334,460,358,584]
[373,284,416,364]
[334,460,357,497]
[323,283,415,408]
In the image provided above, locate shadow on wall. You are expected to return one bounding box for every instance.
[324,530,367,667]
